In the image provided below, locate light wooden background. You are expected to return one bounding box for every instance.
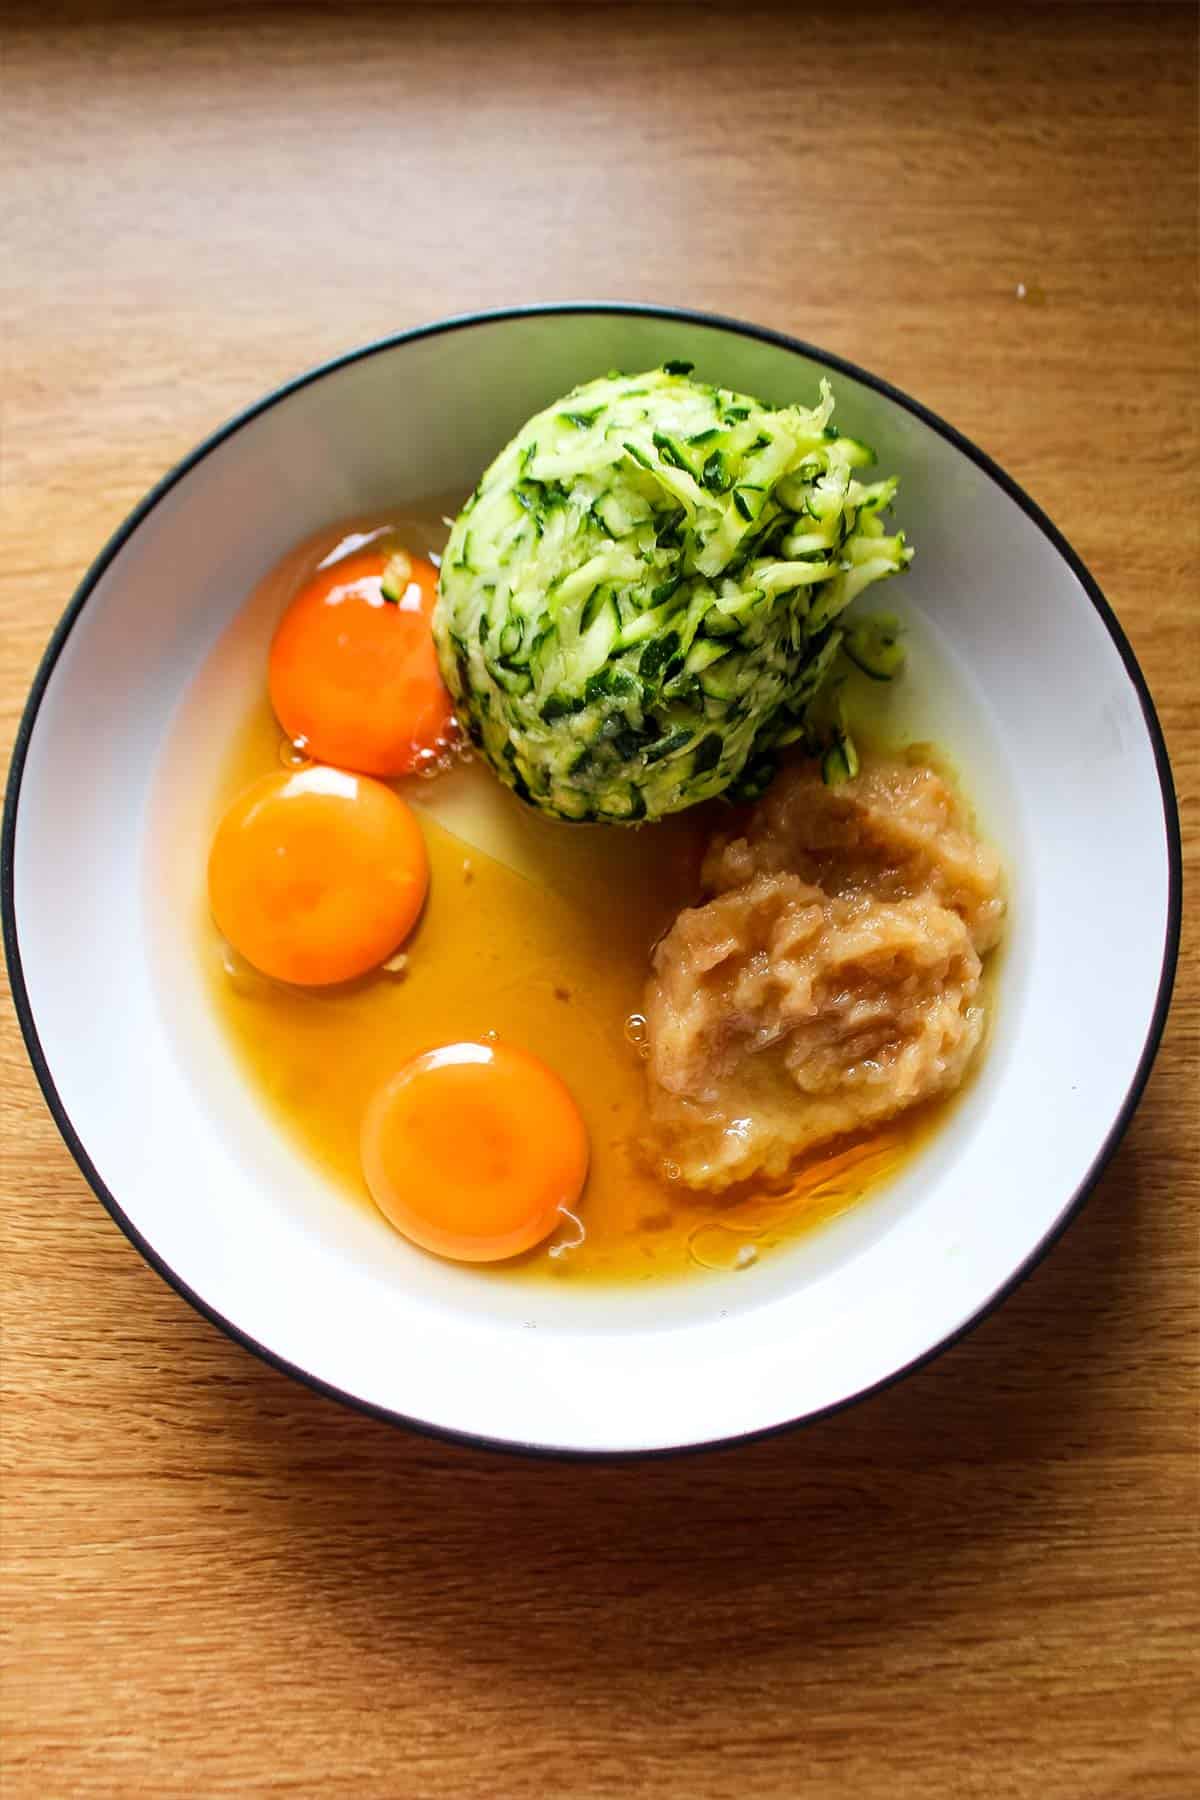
[2,5,1196,1796]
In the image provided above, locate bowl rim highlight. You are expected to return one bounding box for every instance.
[1,301,1183,1460]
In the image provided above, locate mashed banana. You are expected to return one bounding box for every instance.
[644,756,1005,1189]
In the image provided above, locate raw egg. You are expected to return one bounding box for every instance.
[360,1041,589,1262]
[208,766,428,985]
[268,546,454,776]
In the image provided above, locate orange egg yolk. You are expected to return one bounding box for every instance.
[360,1041,590,1262]
[268,546,454,777]
[208,767,428,985]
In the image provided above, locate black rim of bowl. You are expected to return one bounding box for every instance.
[1,302,1184,1460]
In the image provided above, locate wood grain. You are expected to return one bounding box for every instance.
[2,5,1197,1796]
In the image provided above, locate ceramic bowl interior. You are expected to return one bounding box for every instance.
[3,306,1179,1454]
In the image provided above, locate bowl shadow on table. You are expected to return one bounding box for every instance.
[191,1124,1152,1684]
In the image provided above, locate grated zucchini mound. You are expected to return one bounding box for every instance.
[434,364,912,822]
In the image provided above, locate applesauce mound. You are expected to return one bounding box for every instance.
[643,756,1006,1190]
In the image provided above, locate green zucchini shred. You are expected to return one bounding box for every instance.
[822,734,860,785]
[842,615,906,681]
[434,365,913,821]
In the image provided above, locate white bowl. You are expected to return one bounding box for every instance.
[3,305,1180,1456]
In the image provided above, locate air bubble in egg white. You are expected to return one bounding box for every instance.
[279,734,312,770]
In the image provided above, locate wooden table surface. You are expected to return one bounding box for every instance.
[2,5,1197,1795]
